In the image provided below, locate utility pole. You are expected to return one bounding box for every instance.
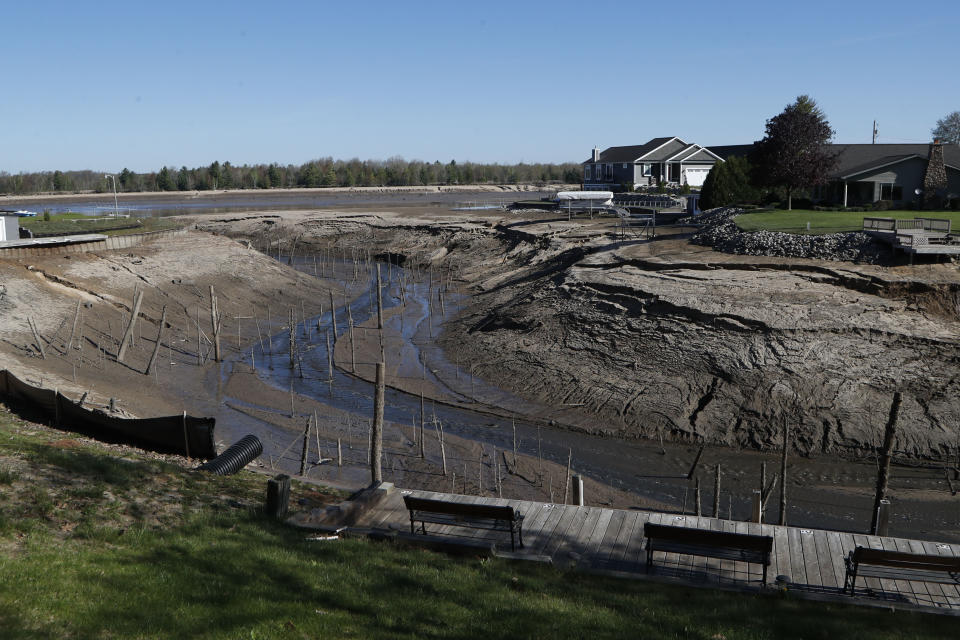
[872,120,879,144]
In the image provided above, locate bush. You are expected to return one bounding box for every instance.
[950,197,960,211]
[791,197,814,209]
[871,200,894,211]
[42,211,51,221]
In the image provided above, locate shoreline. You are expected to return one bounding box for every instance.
[0,183,573,206]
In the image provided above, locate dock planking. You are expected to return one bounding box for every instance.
[358,488,960,611]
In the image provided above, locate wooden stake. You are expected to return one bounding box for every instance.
[779,421,790,526]
[337,437,342,467]
[28,317,46,359]
[564,448,572,505]
[67,299,81,351]
[326,330,334,381]
[695,477,702,516]
[871,392,902,535]
[299,416,310,476]
[209,286,221,362]
[117,290,143,363]
[713,463,721,518]
[329,290,338,340]
[145,305,167,376]
[371,362,385,485]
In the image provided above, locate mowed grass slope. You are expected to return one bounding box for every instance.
[734,210,960,235]
[0,407,954,639]
[18,212,181,237]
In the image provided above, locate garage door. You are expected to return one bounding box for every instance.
[683,168,710,187]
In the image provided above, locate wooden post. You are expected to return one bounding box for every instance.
[871,392,902,535]
[779,421,790,526]
[572,474,584,506]
[695,477,702,516]
[265,474,291,520]
[371,362,385,485]
[564,448,572,505]
[751,490,763,523]
[116,290,143,363]
[67,299,81,352]
[182,410,191,460]
[299,416,310,476]
[337,437,342,467]
[376,264,384,362]
[419,363,426,459]
[876,499,891,536]
[209,286,221,362]
[328,290,338,340]
[53,388,61,427]
[713,463,721,518]
[512,420,517,468]
[145,305,167,376]
[435,419,447,475]
[478,451,483,493]
[28,317,46,359]
[325,330,334,381]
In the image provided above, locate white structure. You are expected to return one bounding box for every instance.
[0,216,20,242]
[555,191,614,205]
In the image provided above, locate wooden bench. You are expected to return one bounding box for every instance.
[644,522,773,584]
[402,495,524,551]
[844,546,960,595]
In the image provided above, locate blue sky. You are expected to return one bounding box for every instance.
[2,1,957,173]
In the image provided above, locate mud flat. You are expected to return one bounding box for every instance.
[3,202,960,541]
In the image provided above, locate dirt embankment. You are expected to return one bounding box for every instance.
[200,210,960,461]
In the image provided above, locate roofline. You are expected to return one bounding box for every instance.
[837,154,924,180]
[665,144,701,162]
[636,137,684,161]
[666,144,724,162]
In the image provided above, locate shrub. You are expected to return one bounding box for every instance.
[871,200,894,211]
[791,197,814,209]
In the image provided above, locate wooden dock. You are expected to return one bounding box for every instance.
[355,488,960,612]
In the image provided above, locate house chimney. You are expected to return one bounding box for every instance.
[592,146,600,162]
[922,139,947,210]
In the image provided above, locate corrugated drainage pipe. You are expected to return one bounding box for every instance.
[197,435,263,475]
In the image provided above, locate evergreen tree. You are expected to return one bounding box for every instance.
[750,95,837,210]
[177,166,190,191]
[156,166,174,191]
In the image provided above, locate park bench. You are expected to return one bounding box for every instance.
[402,495,524,551]
[644,522,773,584]
[844,546,960,595]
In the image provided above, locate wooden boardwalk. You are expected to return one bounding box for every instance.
[356,488,960,612]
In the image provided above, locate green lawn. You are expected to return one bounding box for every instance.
[0,409,955,639]
[734,209,960,235]
[19,213,181,237]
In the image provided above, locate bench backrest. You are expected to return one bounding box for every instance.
[852,546,960,572]
[403,495,517,521]
[644,522,773,554]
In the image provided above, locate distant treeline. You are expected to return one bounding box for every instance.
[0,158,582,195]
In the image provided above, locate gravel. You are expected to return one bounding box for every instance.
[689,207,889,264]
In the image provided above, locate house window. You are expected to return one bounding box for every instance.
[641,163,651,177]
[605,164,613,180]
[584,165,591,180]
[622,163,628,169]
[879,183,902,201]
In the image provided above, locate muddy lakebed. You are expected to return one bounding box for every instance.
[3,193,958,543]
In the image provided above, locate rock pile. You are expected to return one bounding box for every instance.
[689,207,888,264]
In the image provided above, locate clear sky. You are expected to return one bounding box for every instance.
[2,0,958,173]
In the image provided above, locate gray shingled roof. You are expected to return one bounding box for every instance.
[709,143,960,178]
[582,137,677,164]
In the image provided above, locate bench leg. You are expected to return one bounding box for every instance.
[409,514,415,535]
[421,522,427,535]
[510,529,515,552]
[762,564,767,585]
[646,543,653,573]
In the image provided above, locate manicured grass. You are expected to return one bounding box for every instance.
[734,210,960,235]
[0,409,955,639]
[18,213,182,237]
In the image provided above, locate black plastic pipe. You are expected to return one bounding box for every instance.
[197,434,263,475]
